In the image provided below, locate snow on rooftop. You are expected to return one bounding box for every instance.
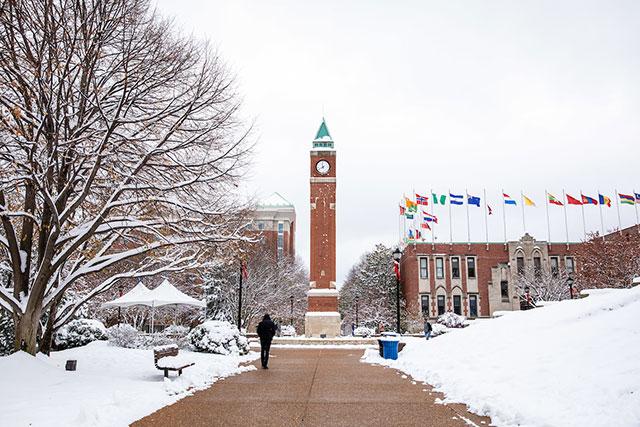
[257,192,294,208]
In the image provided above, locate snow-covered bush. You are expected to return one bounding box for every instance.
[354,326,374,337]
[280,325,296,337]
[0,310,14,356]
[107,324,140,348]
[162,325,190,337]
[437,312,466,328]
[431,323,449,337]
[54,319,108,350]
[188,320,249,355]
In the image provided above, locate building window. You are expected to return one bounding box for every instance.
[435,257,444,279]
[565,257,575,274]
[469,295,478,317]
[451,257,460,279]
[453,295,462,315]
[437,295,446,315]
[420,295,430,318]
[419,258,428,279]
[516,255,525,275]
[467,257,476,279]
[257,222,265,231]
[533,255,542,279]
[500,280,509,301]
[550,257,559,277]
[277,222,284,258]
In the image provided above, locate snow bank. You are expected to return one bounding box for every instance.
[363,286,640,427]
[0,341,257,426]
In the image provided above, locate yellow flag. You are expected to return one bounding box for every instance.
[523,195,536,207]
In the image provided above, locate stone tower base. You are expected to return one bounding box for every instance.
[304,312,341,338]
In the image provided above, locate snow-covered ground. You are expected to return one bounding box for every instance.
[0,341,258,427]
[363,286,640,427]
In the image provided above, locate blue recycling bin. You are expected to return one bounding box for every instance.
[380,339,400,360]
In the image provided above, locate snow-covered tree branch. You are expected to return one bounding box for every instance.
[0,0,253,354]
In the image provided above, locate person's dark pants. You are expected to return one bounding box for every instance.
[260,339,272,368]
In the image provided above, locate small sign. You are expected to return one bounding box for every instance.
[65,360,77,371]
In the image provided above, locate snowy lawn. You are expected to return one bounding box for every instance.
[0,341,258,427]
[363,286,640,427]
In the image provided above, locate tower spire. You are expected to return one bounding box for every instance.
[313,118,334,149]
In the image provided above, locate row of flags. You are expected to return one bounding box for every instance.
[401,191,640,215]
[399,190,640,244]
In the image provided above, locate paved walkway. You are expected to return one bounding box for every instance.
[133,348,491,427]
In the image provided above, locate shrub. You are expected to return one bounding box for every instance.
[188,320,249,355]
[54,319,108,350]
[353,326,374,337]
[162,325,190,337]
[437,312,466,328]
[107,324,140,348]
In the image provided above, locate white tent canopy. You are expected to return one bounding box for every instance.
[102,279,205,332]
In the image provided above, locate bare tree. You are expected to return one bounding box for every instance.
[0,0,252,354]
[514,264,572,304]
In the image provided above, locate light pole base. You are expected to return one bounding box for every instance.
[304,311,341,337]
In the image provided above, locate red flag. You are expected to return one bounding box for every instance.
[566,194,583,205]
[241,261,248,279]
[421,222,431,230]
[393,260,400,280]
[399,205,406,215]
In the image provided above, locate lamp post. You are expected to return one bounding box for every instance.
[567,275,574,300]
[117,285,123,325]
[355,295,359,328]
[290,295,294,326]
[392,247,403,334]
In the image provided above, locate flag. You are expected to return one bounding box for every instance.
[548,193,563,206]
[503,193,517,205]
[523,195,536,206]
[581,194,598,205]
[415,229,422,240]
[449,193,464,205]
[467,195,481,207]
[566,194,582,205]
[487,205,493,215]
[241,261,248,280]
[399,205,406,215]
[432,193,447,205]
[421,222,431,230]
[416,193,429,206]
[408,229,414,239]
[635,193,640,204]
[393,260,400,279]
[619,193,635,205]
[405,213,414,219]
[598,194,611,207]
[405,197,417,212]
[422,211,438,223]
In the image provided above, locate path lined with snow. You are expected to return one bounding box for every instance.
[0,342,257,426]
[364,287,640,427]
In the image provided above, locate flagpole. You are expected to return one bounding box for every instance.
[448,188,453,245]
[430,188,435,249]
[634,189,640,234]
[502,188,507,247]
[580,190,587,241]
[520,191,526,235]
[597,190,605,241]
[562,189,569,249]
[483,188,489,251]
[465,189,471,249]
[544,190,551,245]
[615,188,622,235]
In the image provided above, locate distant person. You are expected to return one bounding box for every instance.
[257,314,277,369]
[424,320,432,340]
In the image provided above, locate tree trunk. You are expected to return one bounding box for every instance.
[40,301,59,355]
[14,307,41,355]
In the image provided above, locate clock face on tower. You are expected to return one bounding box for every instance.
[315,159,330,175]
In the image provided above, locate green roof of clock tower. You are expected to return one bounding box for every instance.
[313,118,334,149]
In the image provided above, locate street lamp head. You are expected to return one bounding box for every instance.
[392,247,402,262]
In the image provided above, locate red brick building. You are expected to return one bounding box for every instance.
[400,233,578,318]
[253,192,296,259]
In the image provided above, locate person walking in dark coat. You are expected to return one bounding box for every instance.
[424,320,433,340]
[257,314,277,369]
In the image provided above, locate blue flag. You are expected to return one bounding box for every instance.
[467,195,481,207]
[449,193,464,205]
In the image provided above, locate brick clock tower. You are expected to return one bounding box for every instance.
[305,119,341,337]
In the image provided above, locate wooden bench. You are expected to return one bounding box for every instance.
[153,345,194,378]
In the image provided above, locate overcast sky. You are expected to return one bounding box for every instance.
[155,0,640,284]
